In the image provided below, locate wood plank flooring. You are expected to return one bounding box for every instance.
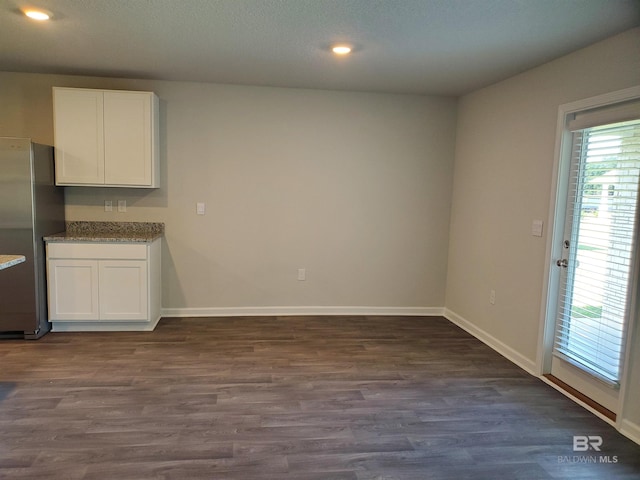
[0,316,639,479]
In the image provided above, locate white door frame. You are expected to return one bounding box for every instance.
[537,85,640,429]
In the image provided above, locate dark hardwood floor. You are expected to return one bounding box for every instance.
[0,316,639,479]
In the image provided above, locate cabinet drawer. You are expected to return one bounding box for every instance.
[47,243,148,260]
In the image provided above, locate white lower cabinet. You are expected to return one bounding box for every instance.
[46,240,161,331]
[98,260,148,321]
[48,259,100,321]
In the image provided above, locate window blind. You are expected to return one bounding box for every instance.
[568,99,640,132]
[553,119,640,386]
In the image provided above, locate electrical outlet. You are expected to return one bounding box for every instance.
[118,200,126,212]
[196,202,205,215]
[490,289,496,305]
[104,200,113,212]
[297,268,306,281]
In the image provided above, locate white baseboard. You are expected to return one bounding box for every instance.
[620,419,640,445]
[50,315,161,333]
[161,306,445,318]
[443,308,537,375]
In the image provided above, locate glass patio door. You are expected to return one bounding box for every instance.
[550,118,640,414]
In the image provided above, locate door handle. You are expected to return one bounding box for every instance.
[556,259,568,268]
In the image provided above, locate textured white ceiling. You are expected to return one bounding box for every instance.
[2,0,639,95]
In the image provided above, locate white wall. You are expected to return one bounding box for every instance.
[0,72,457,313]
[445,27,640,433]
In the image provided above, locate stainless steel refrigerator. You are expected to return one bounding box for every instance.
[0,137,65,339]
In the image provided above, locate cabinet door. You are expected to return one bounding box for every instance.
[53,88,105,185]
[48,259,100,320]
[103,92,153,186]
[99,260,148,321]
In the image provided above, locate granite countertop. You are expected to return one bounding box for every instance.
[44,221,165,243]
[0,255,26,270]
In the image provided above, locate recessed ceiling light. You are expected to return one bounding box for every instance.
[23,9,52,21]
[332,45,352,55]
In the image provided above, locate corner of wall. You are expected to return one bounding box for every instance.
[443,308,538,375]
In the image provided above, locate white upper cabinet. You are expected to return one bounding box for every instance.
[53,87,159,188]
[53,88,105,185]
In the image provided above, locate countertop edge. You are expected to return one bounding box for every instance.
[44,233,163,243]
[44,221,165,243]
[0,255,26,270]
